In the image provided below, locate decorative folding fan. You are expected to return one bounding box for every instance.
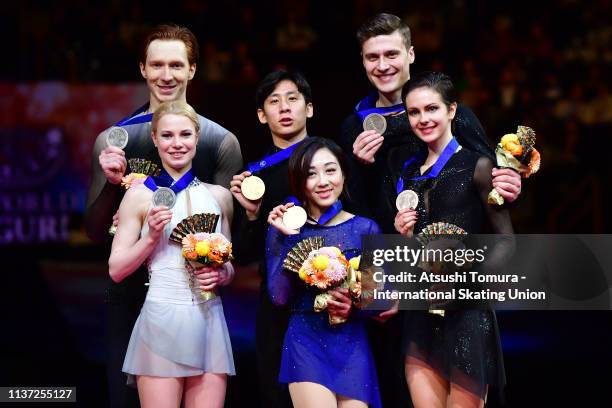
[416,222,467,246]
[169,213,220,245]
[282,236,325,274]
[127,158,161,177]
[417,222,467,318]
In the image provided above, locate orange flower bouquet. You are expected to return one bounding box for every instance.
[180,232,233,300]
[283,237,361,325]
[169,213,232,301]
[488,125,541,205]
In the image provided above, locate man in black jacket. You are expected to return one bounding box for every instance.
[336,13,522,407]
[338,13,521,232]
[230,70,313,408]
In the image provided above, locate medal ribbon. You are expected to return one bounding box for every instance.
[144,168,195,194]
[115,103,153,127]
[315,200,343,225]
[396,137,460,194]
[246,140,305,174]
[355,91,405,122]
[286,196,343,226]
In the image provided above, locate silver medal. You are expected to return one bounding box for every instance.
[106,127,129,149]
[396,189,419,210]
[362,113,387,134]
[152,187,176,209]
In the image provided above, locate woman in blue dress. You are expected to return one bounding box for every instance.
[265,137,387,407]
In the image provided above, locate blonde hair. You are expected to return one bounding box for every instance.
[152,101,200,134]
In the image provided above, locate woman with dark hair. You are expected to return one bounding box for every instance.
[392,71,512,407]
[265,137,386,408]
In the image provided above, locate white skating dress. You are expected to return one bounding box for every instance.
[122,180,235,382]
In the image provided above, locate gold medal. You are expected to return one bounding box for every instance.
[282,206,307,230]
[241,175,266,201]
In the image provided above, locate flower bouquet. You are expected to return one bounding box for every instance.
[169,213,233,301]
[488,125,541,205]
[283,237,362,325]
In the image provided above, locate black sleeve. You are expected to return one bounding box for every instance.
[231,201,267,266]
[454,105,495,161]
[377,168,401,233]
[337,116,374,218]
[474,156,516,270]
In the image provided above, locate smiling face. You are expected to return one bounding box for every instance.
[362,31,414,103]
[140,40,195,109]
[304,148,345,216]
[257,79,313,142]
[152,113,198,173]
[404,87,457,144]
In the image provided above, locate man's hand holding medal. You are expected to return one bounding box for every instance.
[353,113,387,164]
[230,171,265,220]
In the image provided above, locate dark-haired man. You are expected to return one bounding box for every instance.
[231,70,313,408]
[339,13,521,232]
[86,24,242,407]
[337,13,521,408]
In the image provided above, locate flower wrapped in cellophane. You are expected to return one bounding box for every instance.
[283,237,362,325]
[121,158,161,189]
[169,213,232,301]
[488,125,541,205]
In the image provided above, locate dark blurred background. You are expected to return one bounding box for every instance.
[1,0,611,406]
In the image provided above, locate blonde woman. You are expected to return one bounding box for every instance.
[109,101,235,408]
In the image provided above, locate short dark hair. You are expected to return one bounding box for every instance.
[141,24,199,65]
[356,13,411,49]
[255,70,313,109]
[288,137,350,207]
[401,71,457,109]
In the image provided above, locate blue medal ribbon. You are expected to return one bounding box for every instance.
[315,200,343,225]
[396,137,460,194]
[144,168,195,194]
[355,91,405,122]
[115,103,153,127]
[286,196,301,206]
[246,140,305,174]
[286,196,343,226]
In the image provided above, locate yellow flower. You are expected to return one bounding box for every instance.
[349,256,361,271]
[331,247,342,256]
[195,241,210,257]
[313,254,330,271]
[501,133,523,157]
[298,267,308,281]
